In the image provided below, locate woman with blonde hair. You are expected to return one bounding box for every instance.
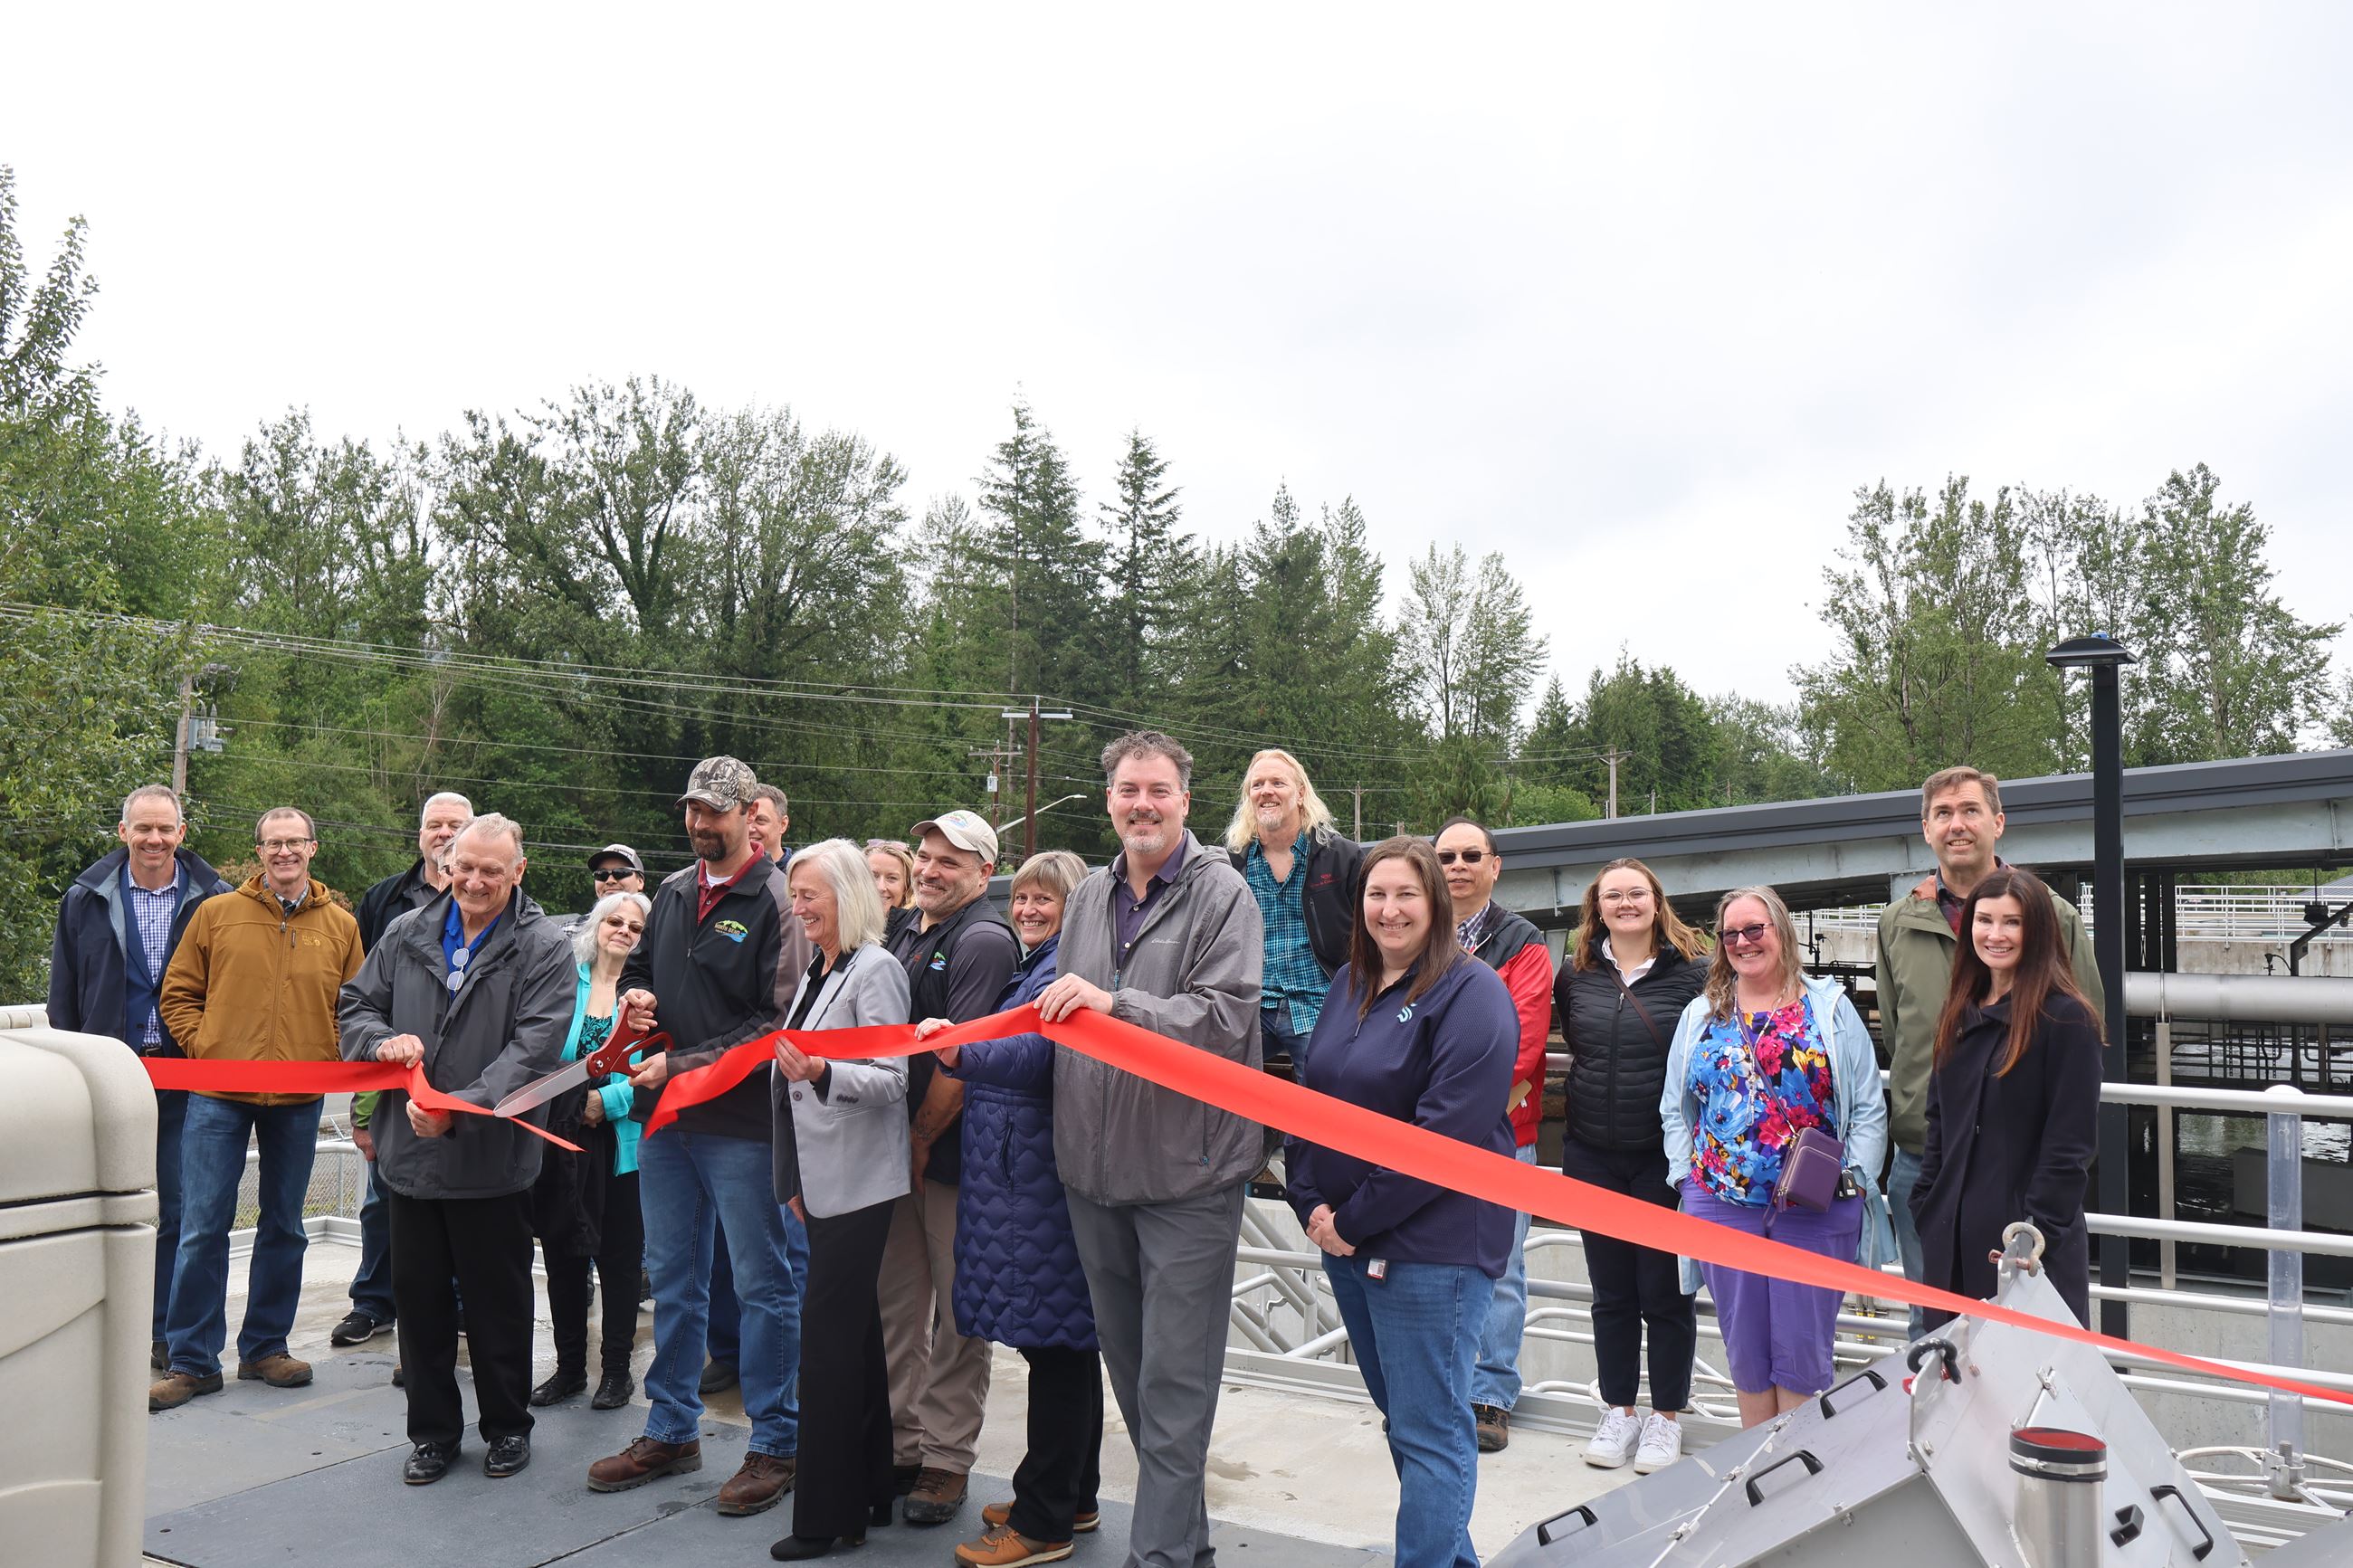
[865,840,919,944]
[1550,858,1708,1472]
[1222,747,1363,1074]
[1660,885,1891,1429]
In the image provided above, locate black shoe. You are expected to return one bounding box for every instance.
[591,1371,635,1411]
[485,1435,531,1478]
[330,1309,393,1347]
[531,1368,587,1407]
[699,1359,739,1395]
[768,1535,862,1561]
[404,1442,459,1485]
[639,1268,653,1303]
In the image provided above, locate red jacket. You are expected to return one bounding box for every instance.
[1468,908,1553,1147]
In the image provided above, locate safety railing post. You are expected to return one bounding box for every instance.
[2264,1084,2307,1498]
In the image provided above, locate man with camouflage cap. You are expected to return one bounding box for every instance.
[585,757,813,1522]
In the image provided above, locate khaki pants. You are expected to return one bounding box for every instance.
[879,1180,991,1471]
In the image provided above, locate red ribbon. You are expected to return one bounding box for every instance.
[647,1002,2353,1411]
[143,1058,581,1154]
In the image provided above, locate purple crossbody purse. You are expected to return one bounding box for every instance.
[1739,1006,1846,1238]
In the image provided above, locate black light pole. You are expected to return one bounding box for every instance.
[2048,633,2138,1340]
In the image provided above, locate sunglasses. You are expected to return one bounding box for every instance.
[592,868,636,882]
[1434,850,1488,866]
[1722,922,1773,948]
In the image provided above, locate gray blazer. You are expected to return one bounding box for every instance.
[771,943,912,1218]
[1051,829,1264,1206]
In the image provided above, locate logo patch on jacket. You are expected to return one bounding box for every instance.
[929,953,948,972]
[1396,1003,1415,1024]
[712,918,749,945]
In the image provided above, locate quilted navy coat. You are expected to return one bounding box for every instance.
[944,936,1098,1351]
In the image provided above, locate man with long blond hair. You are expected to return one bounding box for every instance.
[1223,747,1362,1073]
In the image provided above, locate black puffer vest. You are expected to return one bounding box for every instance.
[1555,946,1704,1152]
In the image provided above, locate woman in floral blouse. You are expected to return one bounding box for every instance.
[1660,885,1891,1429]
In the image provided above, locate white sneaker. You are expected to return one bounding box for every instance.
[1633,1411,1682,1473]
[1584,1408,1642,1468]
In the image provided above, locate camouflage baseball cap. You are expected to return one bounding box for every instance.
[677,755,757,813]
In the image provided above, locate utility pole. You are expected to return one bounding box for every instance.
[1348,786,1365,842]
[1000,698,1072,861]
[1603,748,1628,820]
[967,744,1005,827]
[171,670,195,796]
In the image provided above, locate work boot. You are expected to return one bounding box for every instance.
[587,1436,703,1492]
[237,1353,313,1388]
[1473,1402,1510,1453]
[905,1468,968,1525]
[892,1462,922,1497]
[716,1451,797,1516]
[149,1370,224,1411]
[955,1524,1074,1566]
[982,1500,1098,1535]
[700,1358,740,1395]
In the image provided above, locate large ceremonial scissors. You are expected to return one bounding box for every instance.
[493,1015,672,1117]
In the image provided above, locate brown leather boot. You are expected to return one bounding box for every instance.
[149,1370,224,1411]
[905,1468,969,1525]
[715,1451,796,1516]
[586,1436,703,1492]
[237,1353,313,1388]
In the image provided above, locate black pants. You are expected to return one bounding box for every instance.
[387,1187,537,1448]
[546,1170,643,1375]
[1557,1134,1697,1411]
[791,1199,895,1542]
[1009,1345,1103,1542]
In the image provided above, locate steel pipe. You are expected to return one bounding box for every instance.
[2127,970,2353,1025]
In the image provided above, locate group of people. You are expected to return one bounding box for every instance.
[44,738,2109,1568]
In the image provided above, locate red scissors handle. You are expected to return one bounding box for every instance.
[582,1017,671,1079]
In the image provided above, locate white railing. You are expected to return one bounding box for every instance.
[1799,884,2353,942]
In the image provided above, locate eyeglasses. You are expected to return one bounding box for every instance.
[1598,889,1652,906]
[1434,850,1487,866]
[1722,923,1773,948]
[592,868,636,882]
[257,838,314,853]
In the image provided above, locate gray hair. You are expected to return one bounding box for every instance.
[1011,849,1089,903]
[121,784,184,826]
[453,813,526,859]
[747,782,789,816]
[255,805,316,841]
[573,890,653,965]
[420,791,473,824]
[790,838,888,952]
[1101,729,1194,792]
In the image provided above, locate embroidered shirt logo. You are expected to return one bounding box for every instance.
[928,953,948,972]
[711,918,749,945]
[1396,1003,1415,1024]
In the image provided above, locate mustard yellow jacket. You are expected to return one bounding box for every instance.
[159,875,364,1106]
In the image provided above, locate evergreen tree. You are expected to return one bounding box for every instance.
[1098,427,1190,711]
[976,398,1104,702]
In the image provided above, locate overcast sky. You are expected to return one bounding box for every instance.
[8,5,2349,711]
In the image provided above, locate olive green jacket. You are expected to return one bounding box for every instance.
[1875,875,2102,1155]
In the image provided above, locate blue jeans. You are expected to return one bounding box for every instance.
[1262,1003,1310,1077]
[1885,1145,1926,1341]
[1324,1254,1483,1568]
[638,1129,805,1457]
[1470,1144,1540,1410]
[152,1088,187,1343]
[707,1229,738,1369]
[348,1158,395,1322]
[167,1095,321,1376]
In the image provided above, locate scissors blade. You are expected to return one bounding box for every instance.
[493,1057,593,1117]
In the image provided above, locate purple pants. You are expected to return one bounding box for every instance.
[1683,1176,1862,1396]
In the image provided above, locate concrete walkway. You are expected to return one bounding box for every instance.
[144,1238,1634,1566]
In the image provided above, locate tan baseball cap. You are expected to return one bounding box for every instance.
[911,808,1000,866]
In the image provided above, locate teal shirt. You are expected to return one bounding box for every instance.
[565,963,641,1176]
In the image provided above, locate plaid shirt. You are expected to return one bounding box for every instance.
[121,865,182,1046]
[1243,839,1331,1033]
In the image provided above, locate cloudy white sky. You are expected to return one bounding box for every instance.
[8,5,2350,709]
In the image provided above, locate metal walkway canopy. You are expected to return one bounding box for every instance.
[1491,749,2353,927]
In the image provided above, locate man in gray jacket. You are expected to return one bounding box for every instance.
[339,814,576,1487]
[1035,731,1263,1568]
